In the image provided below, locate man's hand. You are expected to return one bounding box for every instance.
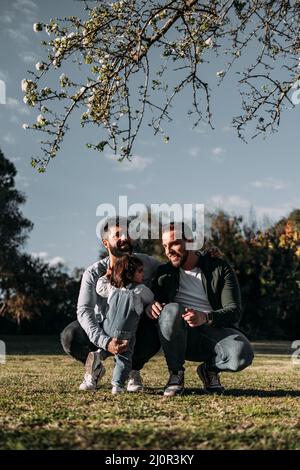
[107,338,129,355]
[182,308,207,327]
[145,301,165,320]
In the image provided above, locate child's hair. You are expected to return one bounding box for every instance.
[110,254,143,288]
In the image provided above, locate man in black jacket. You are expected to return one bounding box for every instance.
[143,221,254,396]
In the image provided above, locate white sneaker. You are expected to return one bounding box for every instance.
[163,370,184,396]
[127,370,144,392]
[79,351,106,391]
[112,385,125,394]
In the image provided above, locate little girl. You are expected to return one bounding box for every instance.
[95,254,154,394]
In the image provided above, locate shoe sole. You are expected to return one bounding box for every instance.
[163,388,184,397]
[127,386,144,392]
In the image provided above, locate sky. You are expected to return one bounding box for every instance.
[0,0,299,271]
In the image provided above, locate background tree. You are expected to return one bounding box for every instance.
[0,150,81,333]
[209,210,300,339]
[0,149,33,269]
[22,0,300,172]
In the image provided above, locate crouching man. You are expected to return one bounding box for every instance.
[145,222,254,396]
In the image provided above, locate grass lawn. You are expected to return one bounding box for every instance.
[0,336,300,450]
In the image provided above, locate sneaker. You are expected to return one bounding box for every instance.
[197,363,224,393]
[112,385,125,394]
[79,351,106,391]
[163,370,184,396]
[127,370,144,392]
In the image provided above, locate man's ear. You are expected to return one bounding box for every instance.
[102,239,109,250]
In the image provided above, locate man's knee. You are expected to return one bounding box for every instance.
[60,322,76,355]
[158,303,185,340]
[226,338,254,372]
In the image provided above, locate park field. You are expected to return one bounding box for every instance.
[0,336,299,450]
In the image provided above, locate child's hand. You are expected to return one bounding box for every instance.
[107,338,128,355]
[106,266,112,278]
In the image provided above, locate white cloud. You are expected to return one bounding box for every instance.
[188,147,201,158]
[251,177,289,190]
[107,154,153,172]
[31,252,66,267]
[31,251,49,259]
[15,174,30,188]
[211,146,225,162]
[212,147,224,156]
[255,199,300,221]
[21,52,38,64]
[48,256,66,267]
[208,194,250,211]
[7,97,30,115]
[2,133,16,145]
[0,13,15,24]
[122,183,137,190]
[10,156,21,163]
[7,28,30,45]
[13,0,38,18]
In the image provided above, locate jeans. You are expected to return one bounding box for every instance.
[157,303,254,372]
[99,289,140,387]
[61,303,253,380]
[60,313,160,368]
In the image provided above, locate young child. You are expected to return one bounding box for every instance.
[95,254,154,394]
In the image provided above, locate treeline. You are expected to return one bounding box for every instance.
[0,149,299,339]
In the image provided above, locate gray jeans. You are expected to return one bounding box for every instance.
[158,303,254,372]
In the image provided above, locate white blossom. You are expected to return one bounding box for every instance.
[35,62,45,71]
[23,96,29,104]
[21,79,29,92]
[216,70,225,78]
[22,123,29,130]
[33,22,43,32]
[37,114,46,125]
[204,37,213,47]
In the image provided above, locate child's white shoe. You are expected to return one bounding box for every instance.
[112,385,125,394]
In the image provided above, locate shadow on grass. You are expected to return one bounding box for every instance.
[183,388,300,397]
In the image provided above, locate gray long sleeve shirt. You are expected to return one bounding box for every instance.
[76,253,161,350]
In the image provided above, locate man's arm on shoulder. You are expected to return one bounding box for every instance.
[150,264,168,303]
[77,267,111,350]
[210,260,242,328]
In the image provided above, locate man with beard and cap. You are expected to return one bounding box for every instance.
[145,221,254,396]
[60,216,161,391]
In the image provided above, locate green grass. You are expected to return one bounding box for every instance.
[0,340,300,450]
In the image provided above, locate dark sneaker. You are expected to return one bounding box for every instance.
[197,363,225,393]
[79,351,106,391]
[163,370,184,396]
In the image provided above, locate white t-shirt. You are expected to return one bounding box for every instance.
[174,266,212,312]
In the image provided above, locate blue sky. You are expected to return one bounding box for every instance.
[0,0,299,270]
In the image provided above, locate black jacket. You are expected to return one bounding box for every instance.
[151,254,242,328]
